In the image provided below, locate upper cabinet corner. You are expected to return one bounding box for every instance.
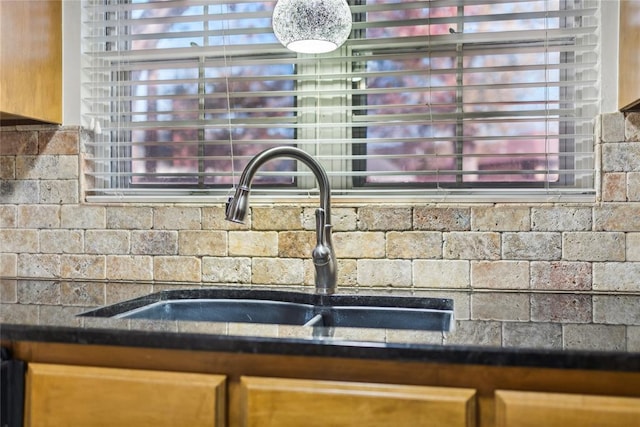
[0,0,62,125]
[619,0,640,112]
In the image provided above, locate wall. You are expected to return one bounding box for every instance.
[1,114,639,341]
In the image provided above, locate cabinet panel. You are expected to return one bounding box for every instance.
[0,0,62,124]
[495,390,640,427]
[240,376,476,427]
[25,363,226,427]
[619,0,640,111]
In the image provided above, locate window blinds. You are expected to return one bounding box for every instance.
[82,0,599,201]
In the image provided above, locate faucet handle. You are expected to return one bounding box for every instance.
[315,208,327,247]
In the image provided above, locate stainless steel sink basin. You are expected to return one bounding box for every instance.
[113,299,316,325]
[79,289,454,332]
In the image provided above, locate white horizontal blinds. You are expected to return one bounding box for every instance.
[350,0,598,188]
[84,0,300,194]
[82,0,599,198]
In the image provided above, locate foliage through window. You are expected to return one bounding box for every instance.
[83,0,599,200]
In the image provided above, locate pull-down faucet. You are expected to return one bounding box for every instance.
[225,146,337,295]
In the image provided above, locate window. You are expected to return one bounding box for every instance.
[83,0,599,201]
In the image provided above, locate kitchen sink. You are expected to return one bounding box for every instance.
[79,289,454,332]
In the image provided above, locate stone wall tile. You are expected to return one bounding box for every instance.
[202,257,251,284]
[38,129,79,155]
[627,172,640,201]
[40,230,83,253]
[105,282,153,305]
[472,260,529,289]
[0,131,38,155]
[413,260,470,288]
[0,279,17,303]
[628,326,640,352]
[356,259,412,287]
[85,230,130,254]
[531,206,592,231]
[471,293,530,321]
[252,257,304,285]
[593,262,640,292]
[444,232,500,260]
[0,229,38,253]
[600,112,625,142]
[0,205,16,228]
[228,231,278,257]
[531,294,592,323]
[18,205,60,228]
[601,172,627,201]
[61,255,106,279]
[530,261,591,290]
[106,206,153,229]
[563,232,625,261]
[0,303,38,324]
[131,230,178,255]
[502,232,561,260]
[625,112,640,141]
[563,324,626,351]
[445,320,501,346]
[0,253,17,277]
[357,206,412,231]
[40,180,78,204]
[16,155,78,180]
[594,205,640,230]
[593,295,640,325]
[61,205,105,229]
[472,206,530,231]
[1,180,39,204]
[386,231,442,259]
[503,322,563,349]
[17,280,60,304]
[627,232,640,261]
[253,207,302,230]
[333,232,385,258]
[278,231,314,258]
[0,156,15,179]
[61,281,105,306]
[17,254,61,278]
[154,207,201,230]
[106,255,153,281]
[602,143,640,172]
[154,256,201,282]
[179,230,227,256]
[414,207,470,231]
[302,207,357,232]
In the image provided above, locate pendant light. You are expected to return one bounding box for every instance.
[272,0,352,54]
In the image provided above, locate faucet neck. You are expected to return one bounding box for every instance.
[236,146,331,223]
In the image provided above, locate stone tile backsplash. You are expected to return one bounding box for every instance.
[2,113,640,339]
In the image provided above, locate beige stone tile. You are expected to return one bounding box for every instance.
[106,206,153,229]
[154,256,201,282]
[333,231,385,258]
[252,206,303,230]
[593,262,640,292]
[563,232,625,261]
[278,231,314,258]
[18,254,61,278]
[414,207,470,231]
[106,255,153,281]
[228,231,278,257]
[154,206,201,230]
[563,324,626,351]
[472,206,530,231]
[86,230,130,254]
[0,229,38,253]
[178,230,227,256]
[202,257,251,284]
[61,255,106,279]
[413,260,470,289]
[444,232,500,260]
[131,230,178,255]
[18,204,60,228]
[472,260,529,289]
[386,231,442,259]
[356,259,412,287]
[601,172,627,201]
[252,257,303,285]
[530,261,591,291]
[531,206,592,231]
[471,293,530,321]
[531,294,592,323]
[357,206,412,231]
[40,230,83,254]
[502,232,561,260]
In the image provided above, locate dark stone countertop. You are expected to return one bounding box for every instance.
[2,280,639,372]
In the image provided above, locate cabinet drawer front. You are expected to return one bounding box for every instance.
[240,376,476,427]
[496,390,640,427]
[26,363,226,427]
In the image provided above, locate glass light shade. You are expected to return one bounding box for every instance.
[272,0,352,54]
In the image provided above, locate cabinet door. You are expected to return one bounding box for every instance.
[239,376,476,427]
[25,363,226,427]
[495,390,640,427]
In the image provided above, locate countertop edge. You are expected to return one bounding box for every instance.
[2,323,639,373]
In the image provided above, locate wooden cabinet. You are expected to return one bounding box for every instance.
[619,0,640,111]
[25,363,226,427]
[239,376,477,427]
[495,390,640,427]
[0,0,62,125]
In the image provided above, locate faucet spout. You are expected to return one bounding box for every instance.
[225,146,337,295]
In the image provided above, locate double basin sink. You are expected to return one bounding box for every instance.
[80,288,454,332]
